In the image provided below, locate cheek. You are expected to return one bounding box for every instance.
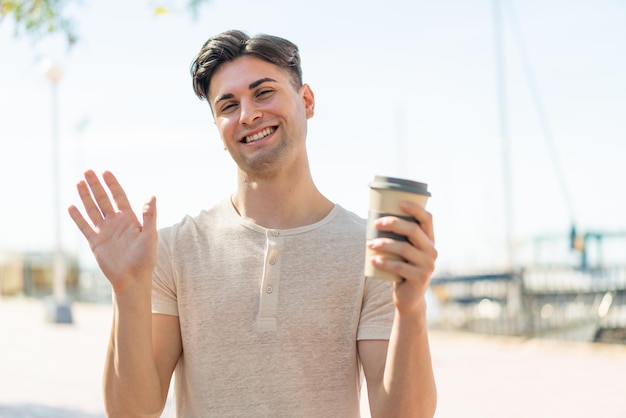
[216,118,235,141]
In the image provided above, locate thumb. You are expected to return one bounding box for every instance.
[142,196,157,233]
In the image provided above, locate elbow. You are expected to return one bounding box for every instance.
[421,384,437,418]
[104,388,166,418]
[390,385,439,418]
[105,403,164,418]
[370,390,438,418]
[425,393,437,418]
[415,380,437,418]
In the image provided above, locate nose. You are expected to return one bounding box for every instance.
[239,99,262,125]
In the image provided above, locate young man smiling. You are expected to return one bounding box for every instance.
[69,30,437,417]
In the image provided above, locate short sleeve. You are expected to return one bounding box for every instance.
[152,226,179,316]
[356,276,395,340]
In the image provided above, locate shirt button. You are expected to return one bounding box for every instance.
[266,286,273,294]
[269,257,276,265]
[271,230,280,237]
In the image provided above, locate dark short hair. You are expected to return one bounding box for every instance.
[190,30,303,101]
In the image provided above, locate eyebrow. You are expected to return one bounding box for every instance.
[213,77,278,108]
[249,77,277,89]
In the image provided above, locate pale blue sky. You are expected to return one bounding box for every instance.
[1,0,625,272]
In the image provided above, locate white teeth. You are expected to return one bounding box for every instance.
[244,127,273,143]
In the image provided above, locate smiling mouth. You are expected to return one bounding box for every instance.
[242,127,276,144]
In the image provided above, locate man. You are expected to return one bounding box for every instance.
[69,29,437,417]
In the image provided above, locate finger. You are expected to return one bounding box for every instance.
[400,202,435,243]
[368,237,420,268]
[370,244,436,283]
[76,179,106,226]
[67,204,96,241]
[373,214,431,251]
[84,170,116,217]
[102,171,133,212]
[369,254,434,289]
[141,196,157,234]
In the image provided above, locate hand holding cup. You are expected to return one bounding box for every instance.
[365,176,431,282]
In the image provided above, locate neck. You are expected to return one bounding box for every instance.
[231,167,333,229]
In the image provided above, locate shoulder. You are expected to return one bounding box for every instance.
[157,199,233,246]
[328,205,366,235]
[161,199,233,233]
[329,204,365,226]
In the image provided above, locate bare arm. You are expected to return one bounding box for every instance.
[361,201,438,418]
[103,293,181,417]
[68,170,181,416]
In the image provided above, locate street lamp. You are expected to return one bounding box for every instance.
[41,59,73,324]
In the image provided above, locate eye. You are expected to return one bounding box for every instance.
[219,101,238,114]
[256,89,274,99]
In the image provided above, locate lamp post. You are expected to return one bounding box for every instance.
[41,59,73,324]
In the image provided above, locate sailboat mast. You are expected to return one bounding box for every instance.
[493,0,514,270]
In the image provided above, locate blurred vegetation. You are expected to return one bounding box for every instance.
[0,0,210,47]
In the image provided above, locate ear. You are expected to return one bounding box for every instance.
[300,84,315,119]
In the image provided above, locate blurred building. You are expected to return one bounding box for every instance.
[0,251,112,303]
[0,251,78,298]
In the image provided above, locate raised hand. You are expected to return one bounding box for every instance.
[68,170,157,293]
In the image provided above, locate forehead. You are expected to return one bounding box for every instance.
[208,56,290,101]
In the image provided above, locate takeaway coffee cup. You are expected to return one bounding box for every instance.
[365,175,431,282]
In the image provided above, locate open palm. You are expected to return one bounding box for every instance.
[68,170,157,292]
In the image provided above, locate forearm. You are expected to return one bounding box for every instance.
[104,284,165,417]
[373,303,437,418]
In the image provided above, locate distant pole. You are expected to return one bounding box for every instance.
[493,0,514,271]
[42,59,73,324]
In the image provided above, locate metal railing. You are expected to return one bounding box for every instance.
[428,267,626,344]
